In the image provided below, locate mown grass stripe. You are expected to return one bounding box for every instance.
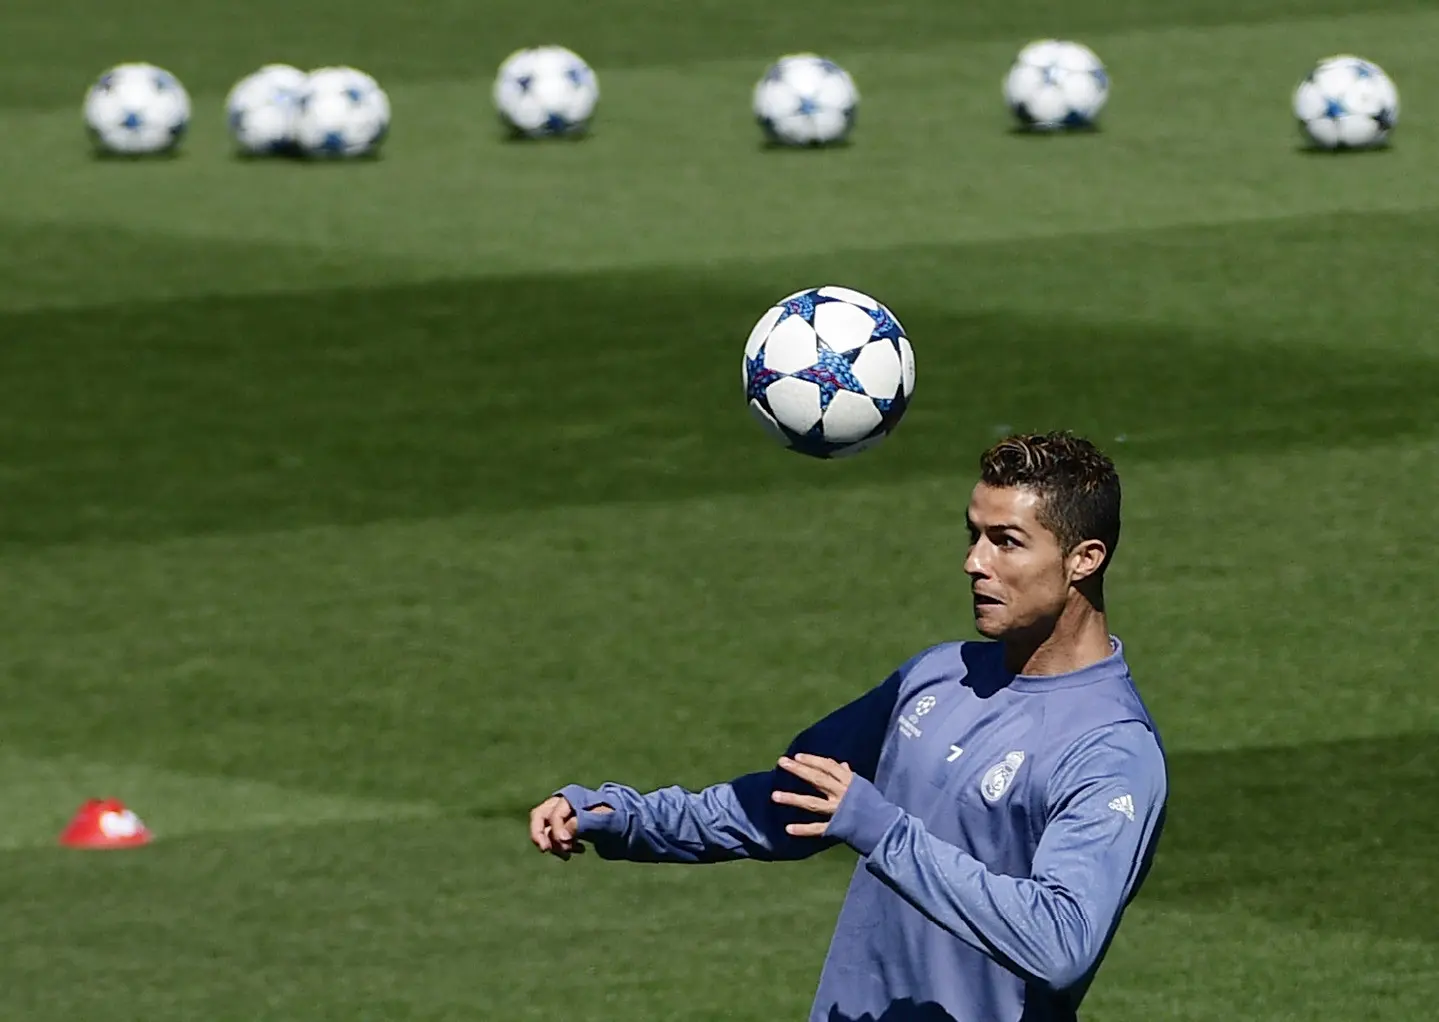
[0,752,435,851]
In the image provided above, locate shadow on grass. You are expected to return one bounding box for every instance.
[4,227,1439,545]
[1149,732,1438,943]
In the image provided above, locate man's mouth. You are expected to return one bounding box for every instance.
[972,592,1002,607]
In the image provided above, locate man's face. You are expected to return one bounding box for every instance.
[964,483,1072,641]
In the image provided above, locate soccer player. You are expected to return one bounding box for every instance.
[528,431,1167,1022]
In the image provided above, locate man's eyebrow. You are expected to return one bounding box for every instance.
[973,521,1029,535]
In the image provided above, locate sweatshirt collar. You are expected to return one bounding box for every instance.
[1005,636,1127,692]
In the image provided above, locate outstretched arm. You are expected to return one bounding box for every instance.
[779,721,1166,991]
[547,666,907,863]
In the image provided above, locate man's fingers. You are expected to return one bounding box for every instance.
[530,795,595,859]
[552,806,581,852]
[785,821,829,837]
[530,799,559,851]
[777,755,833,791]
[547,803,575,849]
[771,789,834,814]
[794,753,848,781]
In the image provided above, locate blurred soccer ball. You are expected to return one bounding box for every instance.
[1003,40,1108,130]
[226,64,308,155]
[295,66,390,158]
[1293,55,1398,150]
[743,286,915,459]
[493,46,599,137]
[83,63,190,155]
[753,54,858,146]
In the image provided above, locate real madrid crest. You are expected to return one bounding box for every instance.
[980,750,1026,802]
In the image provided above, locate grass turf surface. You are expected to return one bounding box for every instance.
[1,0,1437,1018]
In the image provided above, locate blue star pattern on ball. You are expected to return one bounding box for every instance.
[788,419,885,459]
[793,347,867,411]
[866,304,903,341]
[745,352,786,402]
[777,292,817,324]
[872,373,910,417]
[743,287,914,459]
[1323,98,1345,119]
[777,290,862,326]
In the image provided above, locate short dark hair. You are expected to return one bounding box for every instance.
[979,431,1121,575]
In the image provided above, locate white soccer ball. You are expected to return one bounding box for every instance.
[83,63,190,155]
[1003,40,1108,130]
[743,286,915,459]
[493,46,599,137]
[1293,55,1398,150]
[753,54,858,146]
[295,66,390,158]
[226,64,308,155]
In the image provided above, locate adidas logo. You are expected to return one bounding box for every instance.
[1108,794,1135,821]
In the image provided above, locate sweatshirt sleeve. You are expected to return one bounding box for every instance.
[826,719,1167,991]
[554,665,907,863]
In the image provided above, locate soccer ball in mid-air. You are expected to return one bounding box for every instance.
[294,66,391,158]
[743,286,915,459]
[493,46,599,137]
[1293,55,1398,150]
[1003,40,1108,130]
[753,54,858,146]
[226,64,308,155]
[83,63,190,155]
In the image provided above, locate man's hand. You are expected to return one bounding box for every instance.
[528,795,613,860]
[529,795,584,859]
[771,754,854,837]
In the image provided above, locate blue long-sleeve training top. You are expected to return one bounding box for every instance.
[558,637,1167,1022]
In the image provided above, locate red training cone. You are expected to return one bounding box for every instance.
[58,798,153,849]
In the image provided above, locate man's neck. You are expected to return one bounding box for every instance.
[1002,601,1113,676]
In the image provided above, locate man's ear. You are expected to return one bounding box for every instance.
[1067,538,1108,585]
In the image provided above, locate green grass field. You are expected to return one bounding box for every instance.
[2,0,1438,1018]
